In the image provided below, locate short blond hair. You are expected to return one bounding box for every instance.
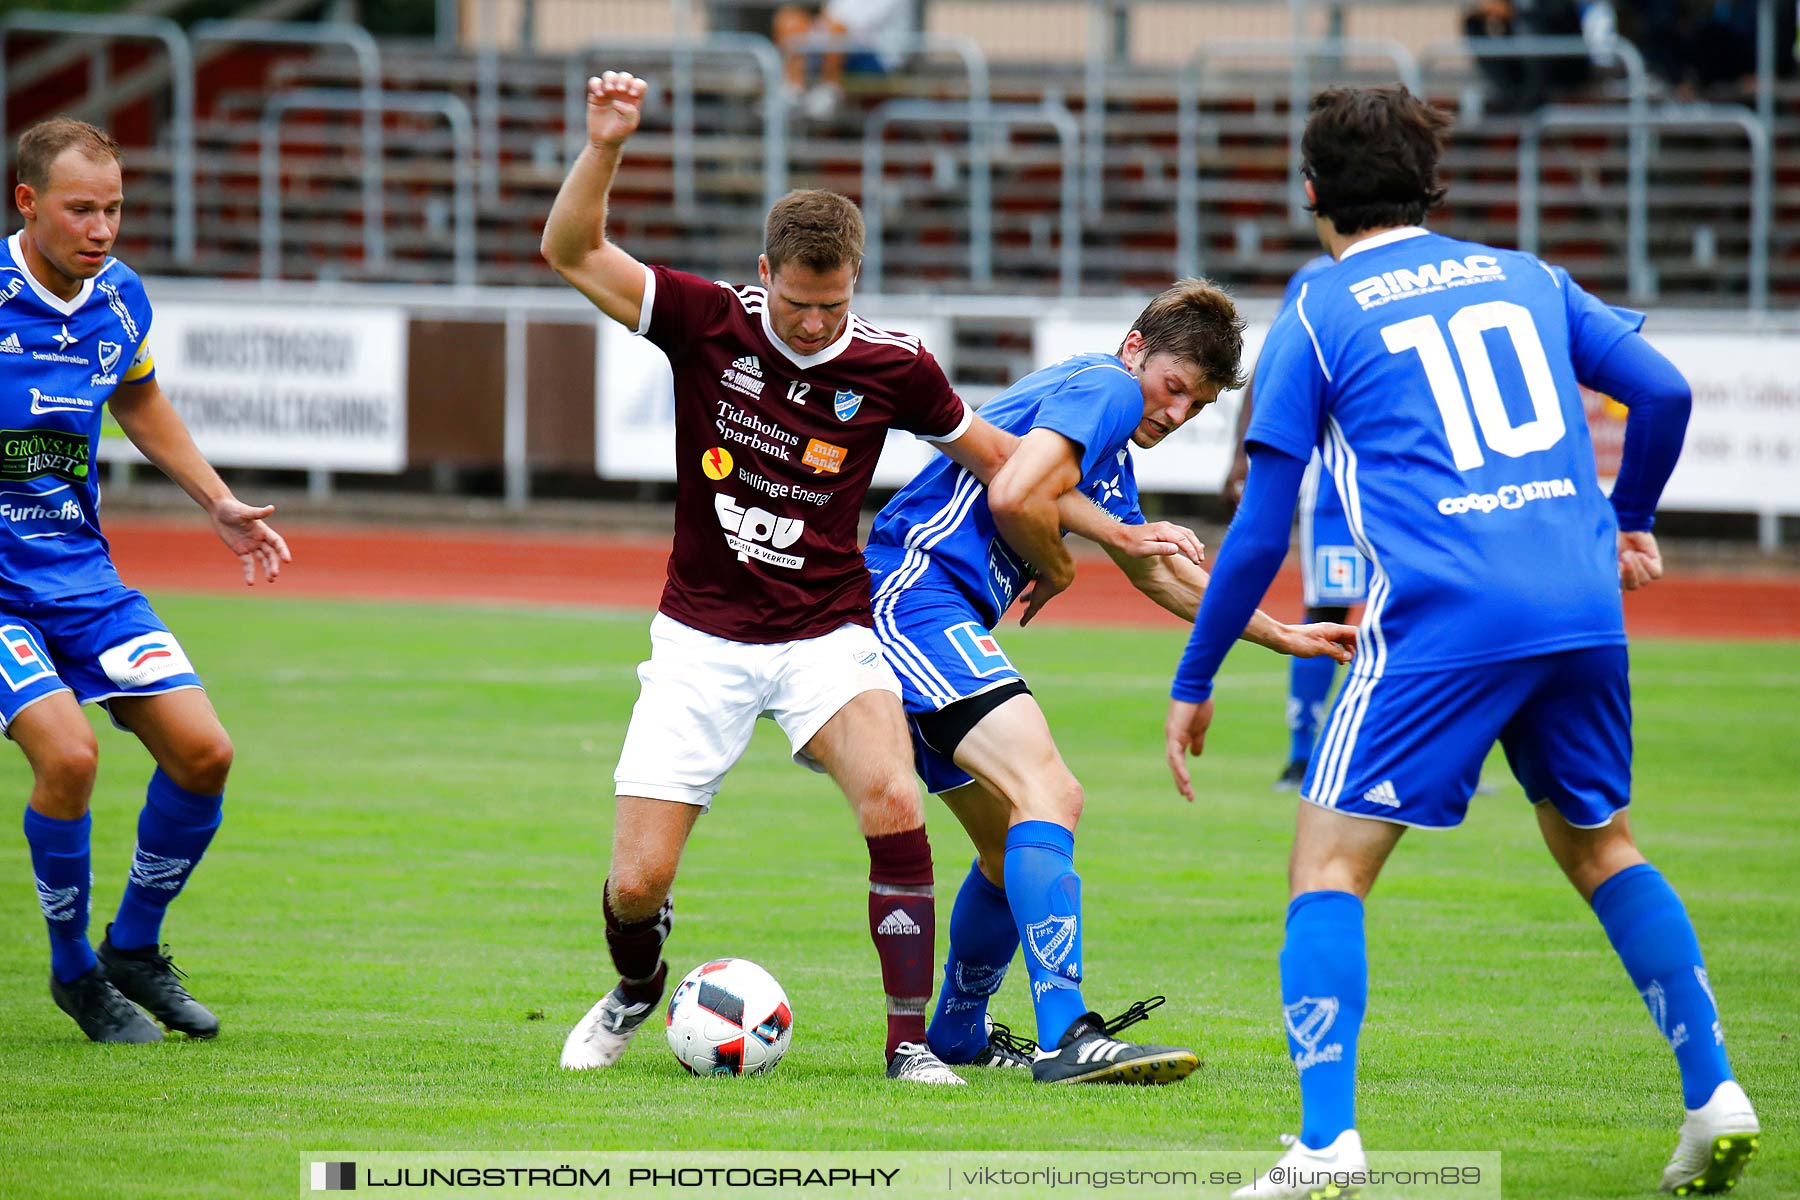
[764,189,865,275]
[17,118,121,192]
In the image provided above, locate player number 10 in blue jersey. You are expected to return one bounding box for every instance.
[1381,299,1567,471]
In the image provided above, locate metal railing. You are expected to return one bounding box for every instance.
[192,19,387,269]
[563,33,787,216]
[862,99,1081,297]
[794,29,994,285]
[1173,38,1422,279]
[1519,104,1771,311]
[1422,34,1654,300]
[260,89,477,289]
[0,11,195,263]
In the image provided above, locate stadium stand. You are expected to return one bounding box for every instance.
[2,0,1794,306]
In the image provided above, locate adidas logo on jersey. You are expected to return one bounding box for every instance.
[1350,255,1505,310]
[1362,780,1400,808]
[0,332,20,354]
[721,355,764,399]
[876,908,922,936]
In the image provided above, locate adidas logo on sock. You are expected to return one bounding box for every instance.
[0,332,21,354]
[1362,779,1399,808]
[877,908,921,936]
[730,354,763,378]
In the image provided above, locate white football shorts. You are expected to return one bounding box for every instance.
[613,612,902,808]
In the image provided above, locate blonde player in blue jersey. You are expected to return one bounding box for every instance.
[865,280,1357,1083]
[1165,87,1758,1196]
[6,120,289,1044]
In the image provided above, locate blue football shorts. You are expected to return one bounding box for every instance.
[871,582,1022,795]
[1302,644,1631,829]
[0,584,204,736]
[1301,454,1368,608]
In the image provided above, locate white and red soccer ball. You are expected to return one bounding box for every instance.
[665,958,792,1075]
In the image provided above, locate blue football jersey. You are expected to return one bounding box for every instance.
[867,352,1146,626]
[0,232,156,601]
[1246,227,1641,675]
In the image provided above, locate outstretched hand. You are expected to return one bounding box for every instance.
[210,499,290,586]
[1115,520,1205,565]
[588,71,647,149]
[1016,570,1071,627]
[1164,697,1215,803]
[1284,622,1357,664]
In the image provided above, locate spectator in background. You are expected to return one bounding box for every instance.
[774,0,916,118]
[1463,0,1612,111]
[1629,0,1797,98]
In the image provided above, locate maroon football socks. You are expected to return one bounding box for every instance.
[603,882,672,1006]
[866,826,937,1058]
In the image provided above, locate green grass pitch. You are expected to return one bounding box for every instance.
[1,594,1793,1198]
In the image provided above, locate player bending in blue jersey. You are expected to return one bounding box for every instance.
[866,280,1357,1084]
[7,120,290,1044]
[1164,87,1758,1197]
[1223,254,1370,791]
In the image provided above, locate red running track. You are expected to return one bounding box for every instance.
[105,518,1800,640]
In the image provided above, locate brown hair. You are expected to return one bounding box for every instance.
[1129,278,1247,390]
[1301,85,1452,235]
[17,118,122,192]
[764,189,865,275]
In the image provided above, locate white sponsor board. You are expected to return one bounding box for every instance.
[595,315,951,486]
[102,303,407,472]
[1035,317,1800,514]
[1641,334,1800,513]
[1033,316,1265,494]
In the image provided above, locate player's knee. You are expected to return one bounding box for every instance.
[607,862,676,918]
[857,776,925,833]
[167,731,234,795]
[34,734,99,804]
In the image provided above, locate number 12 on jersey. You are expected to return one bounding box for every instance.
[1381,299,1566,471]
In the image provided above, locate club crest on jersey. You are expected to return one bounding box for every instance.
[832,389,863,421]
[701,447,734,480]
[98,634,195,690]
[0,624,54,691]
[1025,915,1078,973]
[721,355,764,399]
[97,340,123,374]
[945,622,1012,677]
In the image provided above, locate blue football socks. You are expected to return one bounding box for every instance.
[110,769,223,952]
[1591,863,1734,1109]
[1005,820,1087,1048]
[1287,654,1337,765]
[24,807,97,983]
[927,860,1020,1063]
[1281,890,1366,1148]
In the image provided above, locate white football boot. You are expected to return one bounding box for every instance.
[1233,1130,1367,1200]
[1660,1080,1760,1194]
[886,1041,967,1084]
[560,985,656,1070]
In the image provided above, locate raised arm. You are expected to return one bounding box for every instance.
[541,72,651,329]
[108,377,289,585]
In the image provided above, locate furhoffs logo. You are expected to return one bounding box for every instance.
[310,1161,356,1191]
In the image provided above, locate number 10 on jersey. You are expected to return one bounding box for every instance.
[1381,299,1567,471]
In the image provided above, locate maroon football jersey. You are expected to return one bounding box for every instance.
[636,264,970,643]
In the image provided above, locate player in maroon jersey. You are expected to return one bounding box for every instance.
[542,71,1196,1083]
